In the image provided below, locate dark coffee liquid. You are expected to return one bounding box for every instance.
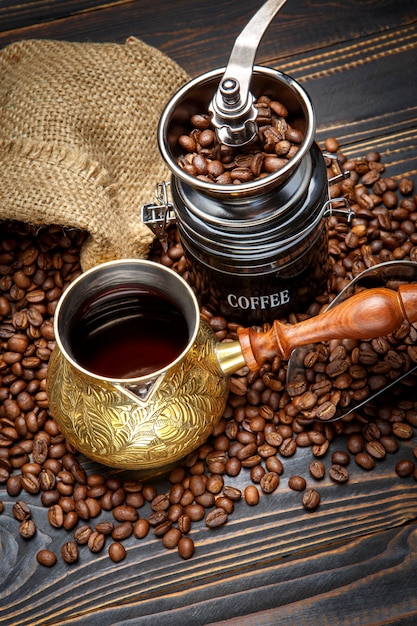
[69,285,189,378]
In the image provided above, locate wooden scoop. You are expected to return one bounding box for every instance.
[238,282,417,369]
[237,260,417,421]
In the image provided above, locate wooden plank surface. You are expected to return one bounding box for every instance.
[2,440,417,625]
[1,0,417,624]
[0,0,119,31]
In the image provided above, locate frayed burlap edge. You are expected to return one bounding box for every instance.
[0,37,190,269]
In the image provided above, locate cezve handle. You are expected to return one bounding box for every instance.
[238,285,417,370]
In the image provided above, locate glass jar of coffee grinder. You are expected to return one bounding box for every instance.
[142,0,351,325]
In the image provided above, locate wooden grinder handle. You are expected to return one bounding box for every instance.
[238,284,417,370]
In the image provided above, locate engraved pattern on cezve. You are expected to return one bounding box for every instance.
[47,323,228,470]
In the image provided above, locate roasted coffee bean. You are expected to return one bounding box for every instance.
[329,464,349,483]
[87,484,107,499]
[241,454,262,468]
[109,542,126,563]
[311,440,330,457]
[265,456,284,475]
[32,438,48,465]
[309,461,325,480]
[177,514,191,534]
[331,450,350,466]
[74,524,93,545]
[169,483,184,504]
[222,485,242,501]
[39,468,56,491]
[288,476,306,491]
[41,490,60,507]
[258,443,278,458]
[12,500,31,521]
[112,505,139,522]
[134,518,150,539]
[189,475,206,497]
[237,443,257,460]
[19,518,36,539]
[392,422,413,440]
[244,484,260,506]
[313,401,337,422]
[399,178,413,195]
[362,423,381,441]
[73,485,88,501]
[264,430,283,447]
[195,491,216,508]
[167,504,182,524]
[43,458,62,475]
[21,472,40,495]
[48,504,64,528]
[87,530,106,553]
[366,440,386,460]
[36,549,57,567]
[74,500,90,521]
[355,452,375,470]
[63,511,78,531]
[347,434,364,454]
[70,461,87,485]
[184,503,205,521]
[250,464,266,483]
[179,489,194,507]
[59,496,75,513]
[395,459,415,477]
[205,507,228,528]
[178,536,195,560]
[95,521,115,535]
[216,496,234,514]
[56,480,73,497]
[150,493,170,512]
[162,527,182,549]
[379,435,399,454]
[112,521,133,541]
[405,410,417,428]
[325,137,340,153]
[308,431,326,445]
[279,437,297,457]
[302,489,321,511]
[148,511,167,528]
[153,520,172,537]
[61,541,79,564]
[260,471,280,493]
[87,473,106,488]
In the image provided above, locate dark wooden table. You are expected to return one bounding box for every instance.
[1,1,417,624]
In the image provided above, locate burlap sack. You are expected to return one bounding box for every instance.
[0,37,189,269]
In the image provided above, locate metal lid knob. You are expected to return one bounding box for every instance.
[209,0,288,147]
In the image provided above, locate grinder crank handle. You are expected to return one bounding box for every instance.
[238,284,417,370]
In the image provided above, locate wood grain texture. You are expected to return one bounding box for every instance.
[1,1,417,624]
[1,437,417,625]
[239,285,417,364]
[0,0,129,31]
[0,0,415,72]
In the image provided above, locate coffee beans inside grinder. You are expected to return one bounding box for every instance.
[144,5,350,325]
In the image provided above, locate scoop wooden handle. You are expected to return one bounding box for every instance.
[238,284,417,370]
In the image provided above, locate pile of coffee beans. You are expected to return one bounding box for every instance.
[177,95,304,184]
[284,141,417,421]
[1,138,417,570]
[287,321,417,422]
